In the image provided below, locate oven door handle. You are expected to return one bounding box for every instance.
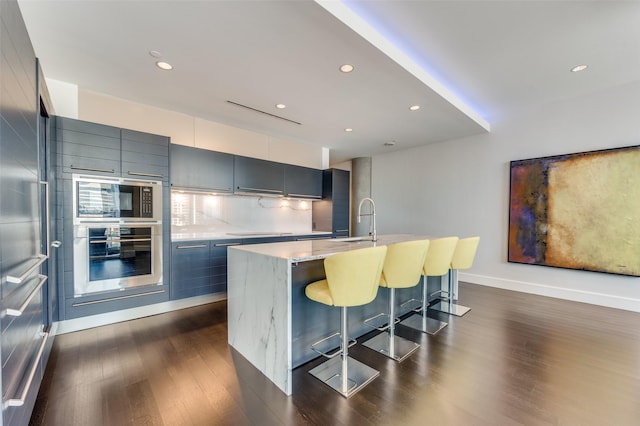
[90,238,152,244]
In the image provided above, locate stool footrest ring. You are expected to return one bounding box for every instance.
[364,312,400,331]
[400,298,423,313]
[310,332,356,359]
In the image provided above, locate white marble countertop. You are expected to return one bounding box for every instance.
[229,234,430,262]
[172,231,333,242]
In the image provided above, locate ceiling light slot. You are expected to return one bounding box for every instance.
[226,100,301,125]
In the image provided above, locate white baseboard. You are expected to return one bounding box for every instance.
[461,273,640,313]
[54,293,227,334]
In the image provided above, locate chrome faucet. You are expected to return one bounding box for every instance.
[357,197,377,242]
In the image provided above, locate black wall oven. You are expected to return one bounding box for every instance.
[72,174,163,297]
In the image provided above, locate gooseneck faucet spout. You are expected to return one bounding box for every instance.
[357,197,377,242]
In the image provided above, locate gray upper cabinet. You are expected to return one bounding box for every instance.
[57,117,121,176]
[170,144,234,193]
[57,118,169,180]
[284,164,322,199]
[121,129,170,181]
[234,156,284,196]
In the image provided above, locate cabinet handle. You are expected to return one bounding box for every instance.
[286,193,322,199]
[213,242,242,247]
[51,241,62,248]
[6,255,47,284]
[40,181,51,257]
[3,331,49,408]
[236,186,283,194]
[335,229,349,233]
[176,244,207,249]
[128,171,164,178]
[4,275,48,317]
[170,184,232,193]
[90,238,152,244]
[70,165,115,174]
[72,289,165,306]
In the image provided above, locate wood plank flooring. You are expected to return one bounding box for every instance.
[30,283,640,425]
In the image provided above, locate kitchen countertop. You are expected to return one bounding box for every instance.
[227,233,432,395]
[171,231,333,242]
[229,234,430,262]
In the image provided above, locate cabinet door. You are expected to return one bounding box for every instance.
[284,165,322,199]
[332,169,350,235]
[170,144,234,193]
[170,241,211,299]
[121,129,169,181]
[211,239,242,293]
[234,156,284,196]
[58,117,121,176]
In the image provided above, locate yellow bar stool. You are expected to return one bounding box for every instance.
[401,236,458,335]
[362,240,430,362]
[432,236,480,317]
[305,245,387,398]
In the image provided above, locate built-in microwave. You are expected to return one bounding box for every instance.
[73,174,162,223]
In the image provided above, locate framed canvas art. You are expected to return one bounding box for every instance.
[508,145,640,276]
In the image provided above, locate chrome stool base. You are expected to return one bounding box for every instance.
[431,300,471,317]
[363,332,420,362]
[401,312,448,335]
[309,355,379,398]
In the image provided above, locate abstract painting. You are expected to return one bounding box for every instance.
[508,145,640,276]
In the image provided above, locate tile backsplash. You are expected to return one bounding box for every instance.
[171,191,313,234]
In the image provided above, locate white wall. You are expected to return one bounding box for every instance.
[372,81,640,312]
[45,78,78,118]
[76,88,324,169]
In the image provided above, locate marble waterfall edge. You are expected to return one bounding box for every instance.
[227,248,292,394]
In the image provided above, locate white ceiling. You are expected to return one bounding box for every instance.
[18,1,640,164]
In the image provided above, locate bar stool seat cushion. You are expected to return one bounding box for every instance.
[306,246,387,308]
[379,239,430,289]
[305,280,333,306]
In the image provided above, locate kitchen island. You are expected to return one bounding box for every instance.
[227,234,446,395]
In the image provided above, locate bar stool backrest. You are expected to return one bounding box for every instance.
[451,236,480,270]
[324,246,387,307]
[423,237,459,276]
[380,240,430,289]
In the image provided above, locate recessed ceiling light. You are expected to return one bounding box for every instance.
[409,105,420,111]
[339,64,354,73]
[156,61,173,70]
[275,103,286,109]
[384,141,396,147]
[344,128,353,132]
[570,64,588,73]
[149,50,162,58]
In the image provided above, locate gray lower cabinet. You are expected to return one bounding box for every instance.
[171,239,241,300]
[170,235,330,300]
[170,144,234,193]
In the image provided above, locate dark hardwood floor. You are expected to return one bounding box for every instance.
[30,283,640,425]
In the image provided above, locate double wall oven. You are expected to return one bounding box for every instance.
[73,174,163,296]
